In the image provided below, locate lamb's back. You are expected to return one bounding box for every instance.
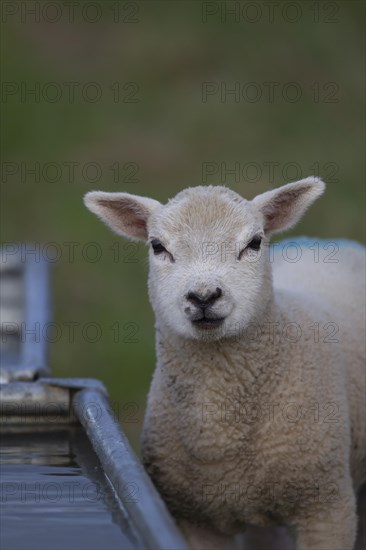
[272,238,365,320]
[273,238,366,488]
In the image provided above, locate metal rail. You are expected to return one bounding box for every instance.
[73,388,188,550]
[0,248,50,382]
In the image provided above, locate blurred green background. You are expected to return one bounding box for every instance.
[1,1,365,451]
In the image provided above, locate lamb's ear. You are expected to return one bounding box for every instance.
[84,191,161,241]
[252,177,325,234]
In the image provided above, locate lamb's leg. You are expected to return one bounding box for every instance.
[294,489,357,550]
[177,519,239,550]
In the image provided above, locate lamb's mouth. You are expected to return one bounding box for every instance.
[192,316,225,330]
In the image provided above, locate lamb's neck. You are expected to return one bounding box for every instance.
[156,298,287,397]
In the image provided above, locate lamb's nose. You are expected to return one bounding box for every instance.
[186,287,222,309]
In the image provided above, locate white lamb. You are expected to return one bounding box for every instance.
[84,178,365,550]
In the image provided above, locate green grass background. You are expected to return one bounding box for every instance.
[1,1,365,451]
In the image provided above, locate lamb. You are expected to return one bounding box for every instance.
[84,177,366,550]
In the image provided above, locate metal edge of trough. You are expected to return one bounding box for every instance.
[0,250,51,382]
[73,388,189,550]
[22,253,51,377]
[0,379,106,424]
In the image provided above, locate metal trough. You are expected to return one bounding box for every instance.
[0,248,188,550]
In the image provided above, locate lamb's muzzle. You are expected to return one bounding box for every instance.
[185,287,226,330]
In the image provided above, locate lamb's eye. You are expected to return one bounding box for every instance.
[151,239,166,255]
[238,235,262,260]
[247,236,262,251]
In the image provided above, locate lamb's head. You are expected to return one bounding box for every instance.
[84,177,324,341]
